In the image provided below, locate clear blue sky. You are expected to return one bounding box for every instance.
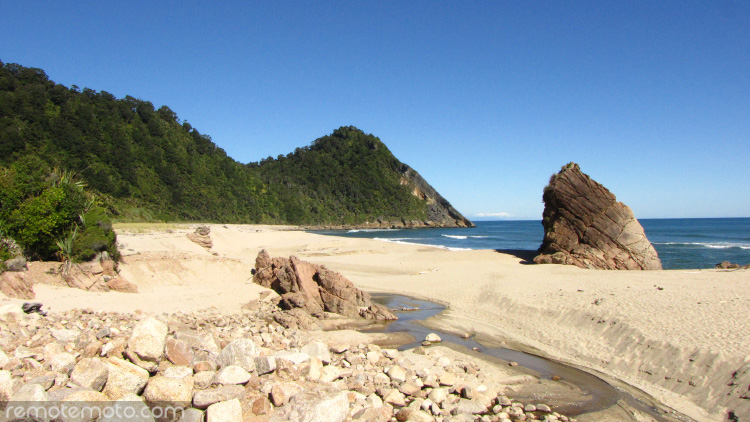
[2,1,748,219]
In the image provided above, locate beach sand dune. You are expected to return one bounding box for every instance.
[6,224,748,421]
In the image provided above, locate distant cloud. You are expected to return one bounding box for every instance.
[475,212,513,218]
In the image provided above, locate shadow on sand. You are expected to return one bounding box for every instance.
[494,249,537,265]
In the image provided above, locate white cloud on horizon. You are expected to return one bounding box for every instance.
[475,212,513,218]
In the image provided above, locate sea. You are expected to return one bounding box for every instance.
[313,218,750,270]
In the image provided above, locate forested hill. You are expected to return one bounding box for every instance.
[0,61,473,227]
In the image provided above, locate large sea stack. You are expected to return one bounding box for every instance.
[534,163,662,270]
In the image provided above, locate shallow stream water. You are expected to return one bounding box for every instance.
[369,294,692,421]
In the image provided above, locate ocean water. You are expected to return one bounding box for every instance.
[313,218,750,270]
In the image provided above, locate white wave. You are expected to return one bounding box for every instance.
[654,242,750,250]
[347,229,403,233]
[374,238,471,251]
[442,235,468,240]
[469,235,489,238]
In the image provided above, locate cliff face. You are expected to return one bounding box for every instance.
[397,164,474,228]
[534,163,661,270]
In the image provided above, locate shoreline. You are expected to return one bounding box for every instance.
[6,223,748,421]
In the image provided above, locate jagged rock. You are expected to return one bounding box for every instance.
[188,226,213,249]
[534,163,662,270]
[253,250,397,320]
[0,271,34,299]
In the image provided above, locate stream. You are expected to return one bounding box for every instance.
[368,294,692,421]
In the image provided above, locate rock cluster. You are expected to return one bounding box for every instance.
[187,226,213,250]
[64,254,138,294]
[715,261,749,270]
[534,163,662,270]
[0,300,573,422]
[253,250,397,321]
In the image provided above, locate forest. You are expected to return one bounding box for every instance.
[0,60,429,228]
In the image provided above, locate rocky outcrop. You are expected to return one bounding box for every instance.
[398,164,474,228]
[253,250,397,320]
[64,254,138,293]
[0,271,35,299]
[534,163,662,270]
[187,226,213,249]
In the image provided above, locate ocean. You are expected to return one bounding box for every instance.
[313,218,750,270]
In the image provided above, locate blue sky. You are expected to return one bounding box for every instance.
[2,1,748,219]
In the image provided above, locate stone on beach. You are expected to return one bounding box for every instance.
[534,163,662,270]
[253,250,397,320]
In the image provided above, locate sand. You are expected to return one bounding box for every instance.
[4,224,748,421]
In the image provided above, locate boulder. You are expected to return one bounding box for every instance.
[102,357,150,400]
[534,163,662,270]
[143,375,194,407]
[70,358,109,391]
[216,338,260,371]
[206,398,242,422]
[0,271,34,299]
[253,250,397,320]
[165,337,195,367]
[213,365,250,385]
[268,388,350,422]
[128,317,168,362]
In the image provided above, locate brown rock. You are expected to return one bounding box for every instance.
[188,226,213,249]
[534,163,662,270]
[106,277,139,293]
[251,395,273,415]
[0,271,35,299]
[166,337,194,367]
[253,250,397,320]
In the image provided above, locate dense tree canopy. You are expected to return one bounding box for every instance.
[0,60,428,225]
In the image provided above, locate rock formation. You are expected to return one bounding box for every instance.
[187,226,213,249]
[534,163,662,270]
[253,250,397,320]
[397,164,475,228]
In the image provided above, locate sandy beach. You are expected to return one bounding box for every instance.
[5,224,748,421]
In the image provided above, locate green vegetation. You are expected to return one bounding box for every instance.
[0,60,430,229]
[0,156,118,262]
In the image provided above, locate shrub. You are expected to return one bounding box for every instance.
[72,207,119,262]
[6,184,86,260]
